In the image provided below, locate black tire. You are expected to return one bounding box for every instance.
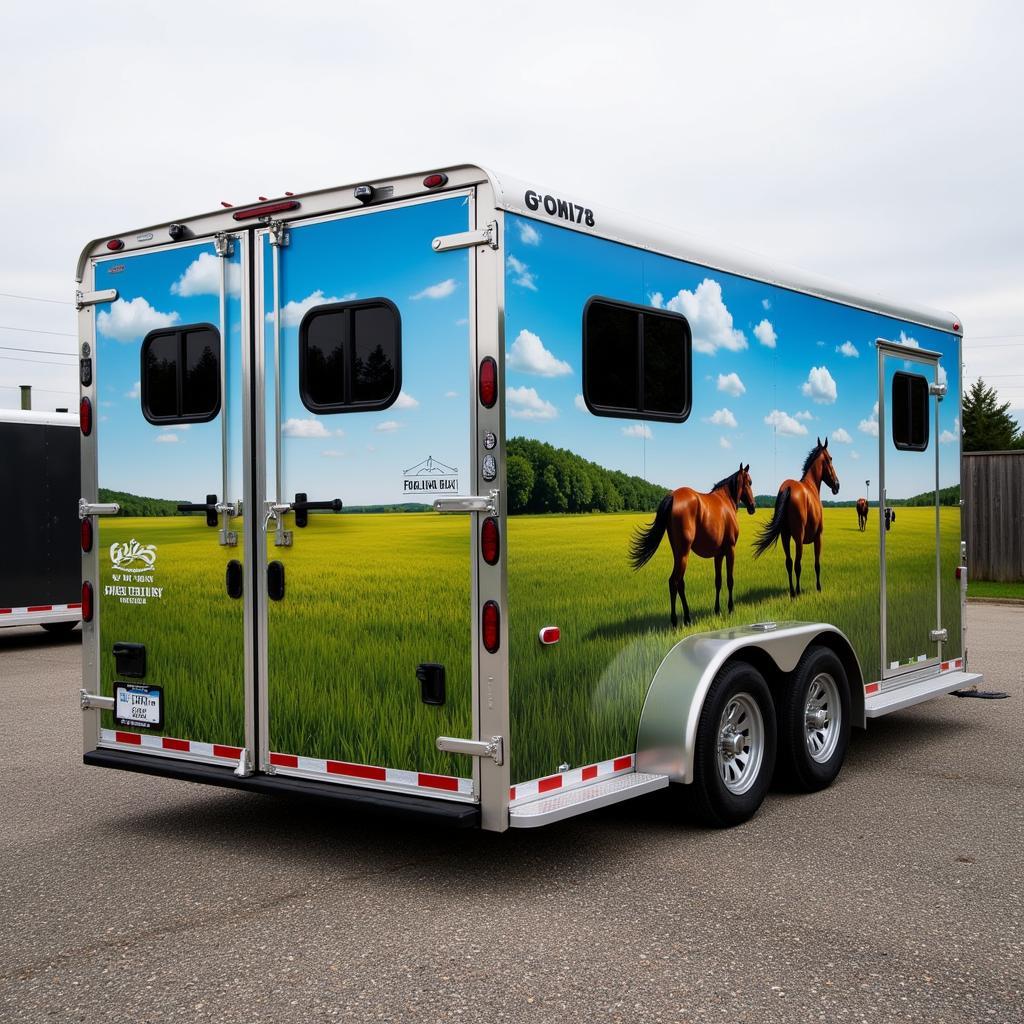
[776,645,850,792]
[41,620,78,634]
[687,660,777,828]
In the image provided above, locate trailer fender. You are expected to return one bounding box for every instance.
[635,621,864,784]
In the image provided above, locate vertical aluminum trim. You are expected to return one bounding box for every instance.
[877,343,887,680]
[80,260,100,755]
[219,248,230,522]
[466,190,481,804]
[254,230,271,771]
[238,232,257,765]
[473,183,510,831]
[934,360,942,660]
[271,241,283,503]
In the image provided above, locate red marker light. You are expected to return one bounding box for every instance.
[479,357,497,408]
[80,518,93,553]
[231,199,300,221]
[106,239,124,251]
[955,566,962,580]
[481,517,500,564]
[539,626,560,645]
[423,173,448,189]
[81,581,94,622]
[482,601,500,653]
[79,397,92,436]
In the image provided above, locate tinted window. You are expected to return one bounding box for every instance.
[892,371,929,451]
[583,298,690,422]
[300,299,400,413]
[141,324,221,424]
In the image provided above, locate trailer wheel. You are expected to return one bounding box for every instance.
[687,661,776,828]
[776,646,850,791]
[41,621,78,634]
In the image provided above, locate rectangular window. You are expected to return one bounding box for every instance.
[299,298,401,413]
[891,370,930,451]
[582,298,691,422]
[141,324,220,424]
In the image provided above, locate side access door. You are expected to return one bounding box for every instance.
[83,234,253,769]
[257,193,481,800]
[877,337,944,679]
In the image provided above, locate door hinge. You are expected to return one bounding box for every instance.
[76,288,118,310]
[432,220,498,253]
[268,220,289,247]
[214,232,235,258]
[436,735,504,765]
[433,490,498,515]
[929,628,948,643]
[929,381,947,399]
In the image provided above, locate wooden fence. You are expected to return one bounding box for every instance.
[963,450,1024,581]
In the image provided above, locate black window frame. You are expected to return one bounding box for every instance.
[140,322,221,426]
[298,297,402,415]
[581,296,692,423]
[891,370,930,452]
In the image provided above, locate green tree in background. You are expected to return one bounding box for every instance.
[962,378,1024,452]
[506,454,535,511]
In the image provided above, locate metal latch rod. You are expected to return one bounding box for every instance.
[80,690,115,712]
[76,288,118,310]
[431,221,499,253]
[433,491,498,515]
[436,735,504,765]
[79,499,120,518]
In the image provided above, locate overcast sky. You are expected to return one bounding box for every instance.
[2,0,1021,421]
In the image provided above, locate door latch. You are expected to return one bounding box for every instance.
[431,221,499,253]
[433,490,498,515]
[79,498,120,518]
[929,628,948,643]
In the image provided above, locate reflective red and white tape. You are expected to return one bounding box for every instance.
[0,602,82,615]
[268,751,473,796]
[100,728,242,764]
[864,657,963,695]
[510,753,635,804]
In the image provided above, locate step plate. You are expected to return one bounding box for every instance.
[509,772,669,828]
[865,670,982,717]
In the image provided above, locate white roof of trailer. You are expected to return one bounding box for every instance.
[0,408,78,427]
[484,168,962,337]
[76,163,962,336]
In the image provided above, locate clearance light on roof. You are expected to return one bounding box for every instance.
[479,357,497,408]
[231,199,300,221]
[106,239,124,251]
[423,173,448,189]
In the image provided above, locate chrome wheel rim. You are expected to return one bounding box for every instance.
[805,672,841,764]
[717,692,764,795]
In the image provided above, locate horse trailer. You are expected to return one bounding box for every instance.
[1,408,81,632]
[76,164,979,830]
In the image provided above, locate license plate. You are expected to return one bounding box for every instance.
[115,683,163,730]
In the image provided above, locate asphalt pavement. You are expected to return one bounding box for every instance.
[1,605,1021,1023]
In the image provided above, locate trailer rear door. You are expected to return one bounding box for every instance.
[87,236,251,768]
[257,194,478,799]
[878,339,943,679]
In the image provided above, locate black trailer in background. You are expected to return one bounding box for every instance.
[0,410,81,631]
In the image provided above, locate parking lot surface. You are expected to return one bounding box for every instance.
[1,605,1021,1023]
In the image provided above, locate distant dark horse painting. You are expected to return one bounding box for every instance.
[630,464,756,626]
[856,497,868,531]
[754,439,841,595]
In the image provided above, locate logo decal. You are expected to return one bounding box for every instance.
[403,455,460,495]
[524,190,594,227]
[109,539,157,572]
[106,539,163,606]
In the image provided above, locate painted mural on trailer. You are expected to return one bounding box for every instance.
[503,212,962,786]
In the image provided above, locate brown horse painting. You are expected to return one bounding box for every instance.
[630,464,756,627]
[856,497,868,531]
[753,438,840,596]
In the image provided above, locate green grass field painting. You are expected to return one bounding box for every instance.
[98,505,961,785]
